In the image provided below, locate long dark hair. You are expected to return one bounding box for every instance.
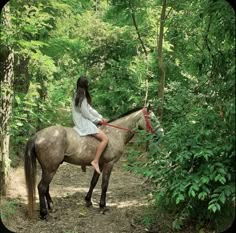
[74,76,92,107]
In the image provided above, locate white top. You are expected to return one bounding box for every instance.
[72,98,103,136]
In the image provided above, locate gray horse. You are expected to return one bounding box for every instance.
[24,107,163,219]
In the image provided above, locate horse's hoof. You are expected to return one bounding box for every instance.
[40,214,49,220]
[85,201,93,207]
[49,208,56,213]
[100,207,109,214]
[48,203,54,211]
[40,209,49,220]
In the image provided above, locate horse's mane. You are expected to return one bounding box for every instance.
[108,107,143,123]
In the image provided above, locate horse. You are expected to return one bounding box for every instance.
[24,106,163,219]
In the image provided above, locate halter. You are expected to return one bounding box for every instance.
[142,108,156,133]
[101,107,155,133]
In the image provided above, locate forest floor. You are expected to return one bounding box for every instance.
[2,157,201,233]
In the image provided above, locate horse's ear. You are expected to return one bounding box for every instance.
[147,103,151,112]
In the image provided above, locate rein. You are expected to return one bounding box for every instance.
[100,122,134,133]
[101,108,155,133]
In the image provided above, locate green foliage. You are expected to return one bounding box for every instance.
[126,0,235,231]
[1,0,235,231]
[0,199,18,220]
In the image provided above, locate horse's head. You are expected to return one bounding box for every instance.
[137,107,164,139]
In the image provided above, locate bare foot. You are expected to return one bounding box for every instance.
[91,160,101,174]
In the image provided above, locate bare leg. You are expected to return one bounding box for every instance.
[91,129,108,174]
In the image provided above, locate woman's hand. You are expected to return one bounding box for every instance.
[98,118,109,125]
[102,118,109,123]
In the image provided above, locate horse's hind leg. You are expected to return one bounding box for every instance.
[85,169,101,207]
[38,171,57,219]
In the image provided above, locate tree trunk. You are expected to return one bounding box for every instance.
[0,3,14,195]
[36,77,47,131]
[129,0,149,105]
[157,0,167,122]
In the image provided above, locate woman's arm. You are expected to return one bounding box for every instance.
[88,104,103,119]
[80,99,102,123]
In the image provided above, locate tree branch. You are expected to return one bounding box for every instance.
[129,0,148,57]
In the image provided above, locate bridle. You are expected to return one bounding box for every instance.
[142,108,155,133]
[101,107,155,133]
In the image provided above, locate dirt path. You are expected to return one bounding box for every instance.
[2,159,150,233]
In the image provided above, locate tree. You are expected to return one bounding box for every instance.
[157,0,166,122]
[1,0,234,231]
[0,2,14,195]
[128,0,150,104]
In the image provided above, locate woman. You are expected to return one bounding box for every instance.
[72,76,109,174]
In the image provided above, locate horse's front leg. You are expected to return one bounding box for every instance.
[46,186,53,211]
[100,162,113,211]
[85,169,101,207]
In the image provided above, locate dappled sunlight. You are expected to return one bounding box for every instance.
[6,167,28,202]
[50,185,89,198]
[6,163,149,210]
[4,155,151,233]
[108,199,148,209]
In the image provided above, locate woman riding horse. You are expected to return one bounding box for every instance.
[72,76,109,174]
[24,100,163,219]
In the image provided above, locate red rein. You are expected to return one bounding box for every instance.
[100,122,134,132]
[101,108,155,133]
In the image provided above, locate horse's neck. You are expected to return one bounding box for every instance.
[109,110,141,144]
[112,110,141,129]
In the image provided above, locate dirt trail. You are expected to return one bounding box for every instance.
[2,159,151,233]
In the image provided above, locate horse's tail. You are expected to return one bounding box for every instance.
[24,136,37,218]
